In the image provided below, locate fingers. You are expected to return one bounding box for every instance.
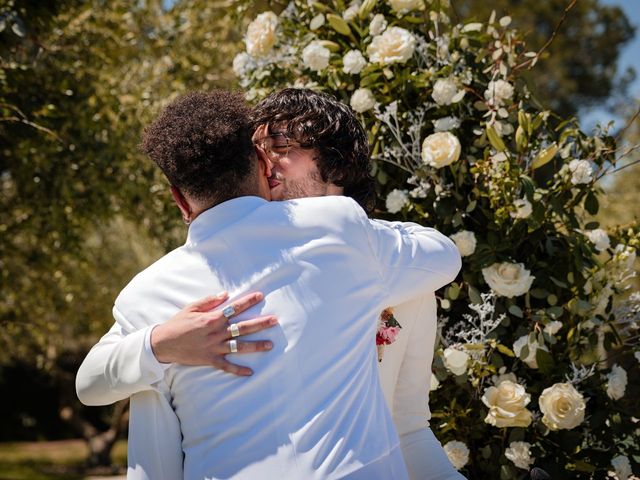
[228,315,278,338]
[224,292,264,319]
[187,291,229,312]
[213,358,253,377]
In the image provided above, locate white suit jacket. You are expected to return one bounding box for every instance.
[76,195,461,480]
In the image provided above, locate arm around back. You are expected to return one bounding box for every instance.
[75,309,166,406]
[364,217,461,306]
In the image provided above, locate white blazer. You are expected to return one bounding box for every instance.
[76,195,461,480]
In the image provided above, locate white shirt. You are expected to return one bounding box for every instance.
[77,195,461,479]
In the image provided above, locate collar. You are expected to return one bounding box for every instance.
[185,196,267,246]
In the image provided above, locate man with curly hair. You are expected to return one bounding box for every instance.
[77,89,462,479]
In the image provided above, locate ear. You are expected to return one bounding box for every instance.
[170,185,192,223]
[255,145,273,178]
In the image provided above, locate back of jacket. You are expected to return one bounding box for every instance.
[114,195,460,480]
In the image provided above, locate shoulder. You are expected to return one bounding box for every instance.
[278,196,368,227]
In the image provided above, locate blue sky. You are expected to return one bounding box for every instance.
[580,0,640,130]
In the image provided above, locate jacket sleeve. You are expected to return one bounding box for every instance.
[75,306,168,406]
[362,217,461,307]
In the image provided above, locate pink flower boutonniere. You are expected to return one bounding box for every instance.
[376,307,402,362]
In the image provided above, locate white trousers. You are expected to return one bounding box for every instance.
[400,428,467,480]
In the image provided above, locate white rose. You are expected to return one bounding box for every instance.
[482,262,535,298]
[544,321,563,335]
[369,14,388,36]
[350,88,376,113]
[388,0,425,16]
[611,455,633,480]
[367,26,416,65]
[432,78,465,106]
[302,42,331,72]
[232,52,253,77]
[443,347,469,376]
[481,380,533,428]
[433,116,461,132]
[450,230,476,257]
[484,79,514,107]
[492,371,518,386]
[539,382,586,430]
[385,188,409,213]
[309,13,325,30]
[505,441,534,470]
[246,11,279,57]
[606,364,628,400]
[513,335,549,369]
[443,440,470,470]
[584,228,610,252]
[430,374,440,391]
[510,197,533,219]
[343,2,360,21]
[421,132,461,168]
[568,159,593,185]
[342,50,367,74]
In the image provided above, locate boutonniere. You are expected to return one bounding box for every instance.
[376,307,402,362]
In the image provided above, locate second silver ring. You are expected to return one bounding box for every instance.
[229,323,240,338]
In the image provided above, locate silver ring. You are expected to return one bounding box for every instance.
[229,323,240,338]
[228,339,238,353]
[222,304,236,319]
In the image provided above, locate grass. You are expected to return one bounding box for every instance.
[0,439,127,480]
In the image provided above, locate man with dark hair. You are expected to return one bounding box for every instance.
[77,89,462,479]
[251,89,463,480]
[250,88,375,212]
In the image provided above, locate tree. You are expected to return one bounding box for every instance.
[452,0,636,118]
[0,0,238,466]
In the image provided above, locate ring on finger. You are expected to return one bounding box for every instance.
[229,323,240,338]
[228,339,238,354]
[222,304,236,319]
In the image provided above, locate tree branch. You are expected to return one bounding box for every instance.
[513,0,578,71]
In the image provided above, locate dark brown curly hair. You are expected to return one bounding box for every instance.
[140,90,255,206]
[251,88,375,213]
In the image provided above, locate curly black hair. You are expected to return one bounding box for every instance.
[251,88,375,213]
[140,90,255,206]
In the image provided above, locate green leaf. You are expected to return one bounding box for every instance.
[359,0,377,19]
[584,191,599,215]
[465,199,477,213]
[486,125,507,152]
[531,143,558,170]
[536,348,554,374]
[547,306,564,318]
[530,288,549,299]
[447,283,461,300]
[326,14,352,36]
[584,221,599,230]
[549,276,568,288]
[317,40,342,52]
[508,304,523,318]
[497,344,515,357]
[468,285,482,304]
[520,175,535,199]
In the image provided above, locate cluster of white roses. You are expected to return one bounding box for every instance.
[236,1,639,476]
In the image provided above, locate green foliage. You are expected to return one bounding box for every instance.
[453,0,636,117]
[236,0,640,477]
